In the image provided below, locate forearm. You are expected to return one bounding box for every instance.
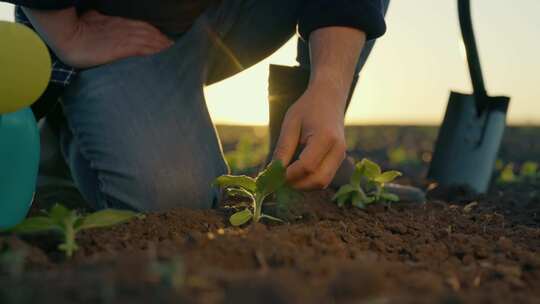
[22,6,79,59]
[308,27,367,111]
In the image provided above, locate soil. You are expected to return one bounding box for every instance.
[1,126,539,304]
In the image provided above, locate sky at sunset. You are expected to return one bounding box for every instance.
[1,1,539,125]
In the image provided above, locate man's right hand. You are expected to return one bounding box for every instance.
[23,8,174,69]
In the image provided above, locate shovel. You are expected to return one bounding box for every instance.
[428,0,510,193]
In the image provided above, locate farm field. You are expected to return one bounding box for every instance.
[1,125,539,304]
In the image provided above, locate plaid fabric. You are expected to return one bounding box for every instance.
[15,6,77,87]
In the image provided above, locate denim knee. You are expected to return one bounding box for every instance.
[99,156,228,212]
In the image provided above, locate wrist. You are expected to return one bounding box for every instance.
[306,76,349,109]
[309,70,351,94]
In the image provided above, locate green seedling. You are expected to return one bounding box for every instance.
[497,163,517,184]
[214,160,295,226]
[520,161,539,180]
[8,204,142,258]
[387,146,419,166]
[497,161,539,184]
[333,158,402,209]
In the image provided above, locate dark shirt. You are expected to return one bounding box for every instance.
[5,0,387,41]
[92,0,220,34]
[4,0,387,119]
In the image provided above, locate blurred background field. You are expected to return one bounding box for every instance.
[2,1,539,181]
[218,125,540,188]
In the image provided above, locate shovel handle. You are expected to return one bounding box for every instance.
[458,0,489,109]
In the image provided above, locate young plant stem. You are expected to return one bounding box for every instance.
[253,194,264,223]
[63,223,76,257]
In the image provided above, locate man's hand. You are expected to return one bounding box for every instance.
[274,84,348,190]
[273,27,367,190]
[23,7,173,69]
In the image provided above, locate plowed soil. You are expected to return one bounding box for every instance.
[1,126,539,304]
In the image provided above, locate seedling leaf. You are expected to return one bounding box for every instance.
[230,209,253,226]
[11,217,60,234]
[77,209,142,231]
[336,194,350,208]
[350,192,367,209]
[226,188,254,199]
[520,161,538,178]
[333,159,402,209]
[260,214,284,223]
[332,184,357,201]
[216,161,290,226]
[214,175,256,193]
[375,171,402,184]
[256,160,286,197]
[48,204,73,225]
[351,166,363,187]
[381,192,400,202]
[9,204,142,259]
[361,158,381,179]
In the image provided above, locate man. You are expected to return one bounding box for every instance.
[4,0,421,211]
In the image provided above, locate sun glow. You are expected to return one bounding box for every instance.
[204,38,298,126]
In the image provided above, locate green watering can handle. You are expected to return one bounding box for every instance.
[458,0,489,112]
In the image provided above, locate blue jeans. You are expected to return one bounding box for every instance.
[60,0,390,211]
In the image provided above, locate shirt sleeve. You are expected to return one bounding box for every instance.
[1,0,75,10]
[298,0,387,41]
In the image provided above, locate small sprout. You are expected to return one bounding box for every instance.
[214,160,296,226]
[387,146,419,166]
[520,161,539,180]
[497,163,517,184]
[463,201,479,213]
[495,159,504,171]
[8,204,143,258]
[229,209,253,226]
[497,161,539,184]
[333,158,402,209]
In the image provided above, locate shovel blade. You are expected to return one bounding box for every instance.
[428,92,510,193]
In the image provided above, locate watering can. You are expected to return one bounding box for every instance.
[428,0,510,193]
[0,21,51,228]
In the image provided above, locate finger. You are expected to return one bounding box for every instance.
[128,33,171,49]
[127,20,174,44]
[132,45,165,57]
[109,19,173,49]
[119,22,173,49]
[292,142,346,190]
[128,45,163,57]
[272,114,301,167]
[115,39,165,58]
[286,135,334,182]
[147,33,174,48]
[130,31,173,50]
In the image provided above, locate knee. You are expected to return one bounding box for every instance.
[120,160,228,212]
